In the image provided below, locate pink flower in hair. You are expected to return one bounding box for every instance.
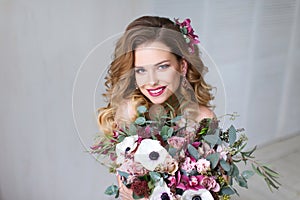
[174,18,200,53]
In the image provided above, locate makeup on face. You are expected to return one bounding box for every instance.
[134,42,184,104]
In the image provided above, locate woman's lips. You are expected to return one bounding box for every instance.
[147,86,166,97]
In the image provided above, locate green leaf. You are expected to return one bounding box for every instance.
[137,106,147,114]
[161,126,169,136]
[117,170,130,179]
[251,164,264,177]
[188,144,200,160]
[220,186,236,195]
[242,170,255,179]
[236,176,248,188]
[262,166,280,177]
[128,123,137,135]
[230,163,239,178]
[168,147,177,157]
[149,171,161,182]
[220,159,231,172]
[171,116,181,123]
[118,135,126,142]
[243,146,257,157]
[104,184,119,196]
[132,193,144,199]
[206,153,220,169]
[198,127,208,135]
[167,127,174,137]
[228,125,237,145]
[203,133,221,147]
[135,117,146,125]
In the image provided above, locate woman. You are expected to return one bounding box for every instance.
[98,16,215,199]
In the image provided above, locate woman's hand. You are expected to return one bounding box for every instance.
[117,175,149,200]
[117,175,133,200]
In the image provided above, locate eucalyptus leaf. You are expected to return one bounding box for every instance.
[206,153,220,169]
[220,186,236,195]
[167,127,174,137]
[137,106,147,114]
[118,135,125,143]
[242,170,255,179]
[129,123,137,135]
[230,163,239,178]
[168,147,177,157]
[132,193,144,199]
[117,170,130,179]
[188,144,200,160]
[171,116,181,123]
[220,159,231,172]
[228,125,237,145]
[203,134,221,147]
[161,126,169,136]
[105,185,119,196]
[135,117,146,125]
[236,176,248,188]
[149,171,161,182]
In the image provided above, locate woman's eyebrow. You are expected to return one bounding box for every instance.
[135,60,170,68]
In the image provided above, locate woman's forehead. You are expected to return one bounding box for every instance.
[134,42,176,67]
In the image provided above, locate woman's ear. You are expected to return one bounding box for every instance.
[180,59,188,76]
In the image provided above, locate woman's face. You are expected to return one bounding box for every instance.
[134,42,186,104]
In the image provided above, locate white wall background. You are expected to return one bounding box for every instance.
[1,0,299,200]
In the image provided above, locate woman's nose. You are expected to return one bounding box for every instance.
[147,70,158,86]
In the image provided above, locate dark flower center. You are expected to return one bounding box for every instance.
[161,192,170,200]
[125,147,131,152]
[192,195,202,200]
[149,151,160,160]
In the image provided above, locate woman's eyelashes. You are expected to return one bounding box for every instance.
[135,64,170,74]
[135,68,146,74]
[157,64,170,70]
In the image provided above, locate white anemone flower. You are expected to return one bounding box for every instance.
[150,181,172,200]
[116,135,138,164]
[134,139,168,171]
[181,189,214,200]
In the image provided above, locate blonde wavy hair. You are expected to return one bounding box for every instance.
[98,16,214,135]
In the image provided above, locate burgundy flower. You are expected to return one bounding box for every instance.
[130,179,150,198]
[137,125,152,138]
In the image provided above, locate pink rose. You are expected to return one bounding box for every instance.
[181,157,196,173]
[167,136,186,149]
[200,176,220,192]
[195,158,210,173]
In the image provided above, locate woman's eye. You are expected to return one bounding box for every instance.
[135,68,146,74]
[158,64,170,70]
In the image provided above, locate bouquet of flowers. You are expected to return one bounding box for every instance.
[91,105,280,200]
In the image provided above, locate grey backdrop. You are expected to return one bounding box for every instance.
[1,0,299,199]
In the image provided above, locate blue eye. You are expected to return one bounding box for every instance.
[135,68,146,74]
[158,64,170,70]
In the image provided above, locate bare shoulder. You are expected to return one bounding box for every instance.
[197,105,216,122]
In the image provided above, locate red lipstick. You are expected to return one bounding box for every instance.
[147,86,166,97]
